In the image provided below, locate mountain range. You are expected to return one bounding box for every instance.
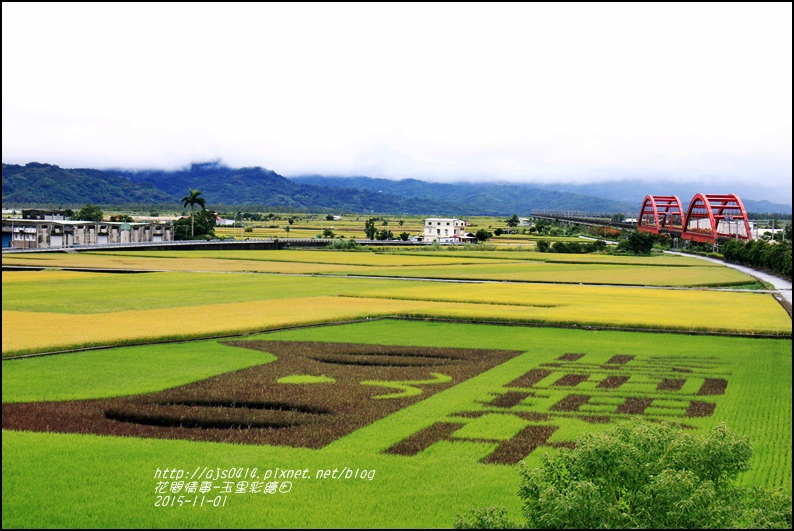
[2,161,790,216]
[526,180,792,216]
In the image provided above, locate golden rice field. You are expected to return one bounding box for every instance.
[356,262,751,286]
[1,249,496,269]
[394,250,723,266]
[1,248,751,287]
[2,256,790,355]
[1,296,430,354]
[1,270,107,283]
[130,248,730,267]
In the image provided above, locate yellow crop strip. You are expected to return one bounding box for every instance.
[0,297,436,355]
[391,250,715,266]
[3,282,789,355]
[2,250,498,271]
[1,270,108,283]
[358,262,754,286]
[2,253,362,274]
[107,249,497,266]
[2,249,748,289]
[343,281,790,333]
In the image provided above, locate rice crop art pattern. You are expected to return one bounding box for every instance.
[1,342,522,447]
[386,352,730,464]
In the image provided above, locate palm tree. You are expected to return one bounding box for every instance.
[181,189,206,237]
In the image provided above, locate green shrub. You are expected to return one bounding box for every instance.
[456,419,792,529]
[327,239,361,251]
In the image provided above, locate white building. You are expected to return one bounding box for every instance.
[422,218,476,243]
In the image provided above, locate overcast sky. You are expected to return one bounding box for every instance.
[2,3,791,202]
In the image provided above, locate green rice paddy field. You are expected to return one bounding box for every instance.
[2,322,791,528]
[2,248,791,528]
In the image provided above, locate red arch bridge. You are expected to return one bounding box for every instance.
[638,193,751,243]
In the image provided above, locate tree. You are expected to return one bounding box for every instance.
[617,231,655,255]
[475,229,493,242]
[534,218,551,235]
[720,237,791,278]
[506,214,520,228]
[322,228,335,238]
[325,214,335,221]
[72,204,104,222]
[181,189,206,237]
[173,210,216,240]
[328,238,360,250]
[109,214,134,222]
[494,228,503,236]
[399,232,410,241]
[552,241,584,253]
[364,218,378,239]
[455,420,792,529]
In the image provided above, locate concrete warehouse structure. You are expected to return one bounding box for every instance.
[3,219,174,249]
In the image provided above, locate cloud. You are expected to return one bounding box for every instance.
[2,3,791,203]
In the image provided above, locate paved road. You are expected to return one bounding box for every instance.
[666,251,792,313]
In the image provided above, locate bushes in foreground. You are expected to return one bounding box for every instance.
[455,419,792,529]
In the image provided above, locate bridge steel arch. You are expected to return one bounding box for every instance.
[681,193,751,243]
[638,195,684,235]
